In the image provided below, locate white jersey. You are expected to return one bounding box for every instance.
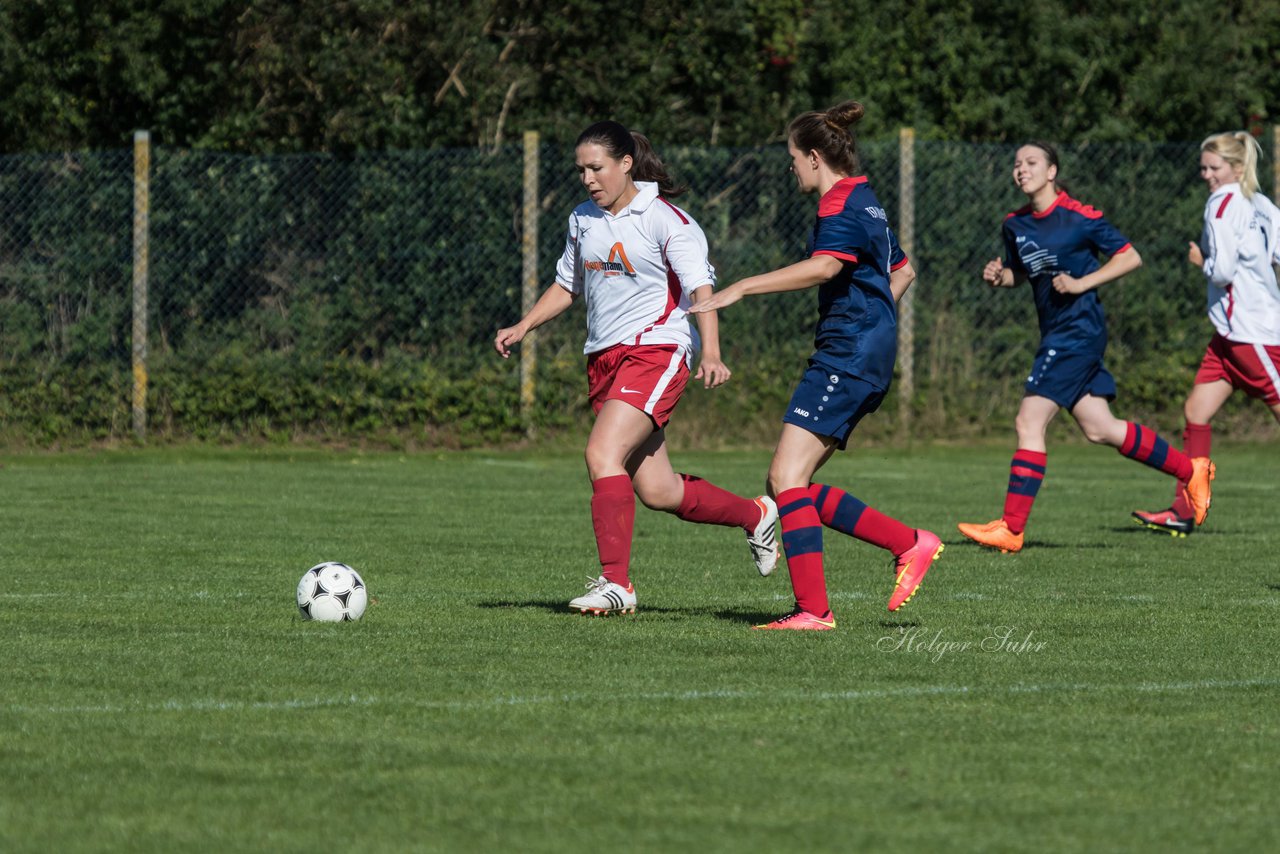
[554,181,715,358]
[1200,183,1280,344]
[1252,191,1280,265]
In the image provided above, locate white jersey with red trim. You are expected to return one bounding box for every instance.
[1201,183,1280,344]
[554,181,715,357]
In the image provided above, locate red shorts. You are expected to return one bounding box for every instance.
[1194,333,1280,406]
[587,344,690,427]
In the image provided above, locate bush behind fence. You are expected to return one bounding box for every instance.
[1,135,1274,446]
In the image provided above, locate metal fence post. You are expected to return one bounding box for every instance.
[897,127,916,439]
[520,130,540,439]
[132,130,150,441]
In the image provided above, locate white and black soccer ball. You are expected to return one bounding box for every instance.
[296,562,368,622]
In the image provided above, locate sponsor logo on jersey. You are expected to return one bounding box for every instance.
[584,242,637,277]
[792,407,810,417]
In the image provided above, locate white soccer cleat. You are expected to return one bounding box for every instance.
[568,575,637,615]
[746,495,779,576]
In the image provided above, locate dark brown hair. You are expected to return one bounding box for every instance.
[787,100,865,175]
[575,121,686,197]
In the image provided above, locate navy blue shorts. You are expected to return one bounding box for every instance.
[782,362,885,450]
[1024,346,1116,409]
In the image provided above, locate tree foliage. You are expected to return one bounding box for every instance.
[2,0,1276,153]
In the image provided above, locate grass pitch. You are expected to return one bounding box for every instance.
[2,443,1277,852]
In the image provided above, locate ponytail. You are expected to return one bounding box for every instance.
[629,132,686,198]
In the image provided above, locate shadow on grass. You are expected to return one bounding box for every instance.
[712,608,788,626]
[476,599,687,615]
[951,539,1109,551]
[1108,526,1187,539]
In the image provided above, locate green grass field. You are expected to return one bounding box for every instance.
[2,443,1277,852]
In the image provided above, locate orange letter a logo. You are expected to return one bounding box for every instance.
[607,243,637,274]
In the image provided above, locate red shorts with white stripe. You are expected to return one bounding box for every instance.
[1194,333,1280,406]
[587,343,690,427]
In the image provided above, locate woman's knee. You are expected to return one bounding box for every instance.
[584,440,623,480]
[635,477,682,512]
[1080,424,1113,445]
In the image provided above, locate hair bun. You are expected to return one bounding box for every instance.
[825,100,866,129]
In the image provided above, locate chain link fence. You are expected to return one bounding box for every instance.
[0,134,1271,445]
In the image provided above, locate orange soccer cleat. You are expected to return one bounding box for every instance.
[1184,457,1215,526]
[957,518,1024,554]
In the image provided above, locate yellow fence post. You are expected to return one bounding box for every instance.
[897,127,915,440]
[520,131,540,439]
[132,130,150,441]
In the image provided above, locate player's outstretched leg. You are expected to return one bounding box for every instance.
[673,474,778,576]
[569,576,637,616]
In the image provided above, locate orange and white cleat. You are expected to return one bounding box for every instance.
[888,529,944,612]
[753,609,837,631]
[568,576,637,615]
[957,518,1024,554]
[1184,457,1215,526]
[746,495,779,576]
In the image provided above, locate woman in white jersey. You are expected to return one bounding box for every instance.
[1133,131,1280,536]
[495,121,778,615]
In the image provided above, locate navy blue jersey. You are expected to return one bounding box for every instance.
[1001,191,1133,352]
[805,176,908,390]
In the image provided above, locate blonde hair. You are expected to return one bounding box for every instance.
[1201,131,1263,198]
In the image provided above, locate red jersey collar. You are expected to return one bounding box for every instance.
[1032,190,1068,219]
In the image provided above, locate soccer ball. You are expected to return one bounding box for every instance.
[296,562,368,622]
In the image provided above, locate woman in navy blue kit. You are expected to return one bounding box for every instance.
[957,141,1214,553]
[691,100,941,630]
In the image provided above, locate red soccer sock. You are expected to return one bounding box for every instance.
[1171,422,1212,517]
[808,483,916,555]
[674,473,760,530]
[590,474,635,587]
[1002,449,1047,535]
[776,486,830,617]
[1119,422,1194,481]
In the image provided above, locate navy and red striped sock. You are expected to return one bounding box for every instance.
[808,483,916,555]
[1119,422,1194,481]
[776,486,830,617]
[1002,449,1047,535]
[590,474,635,587]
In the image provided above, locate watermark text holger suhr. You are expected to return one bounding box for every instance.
[877,626,1047,663]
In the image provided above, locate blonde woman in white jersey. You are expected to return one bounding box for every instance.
[495,121,778,615]
[1134,131,1280,536]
